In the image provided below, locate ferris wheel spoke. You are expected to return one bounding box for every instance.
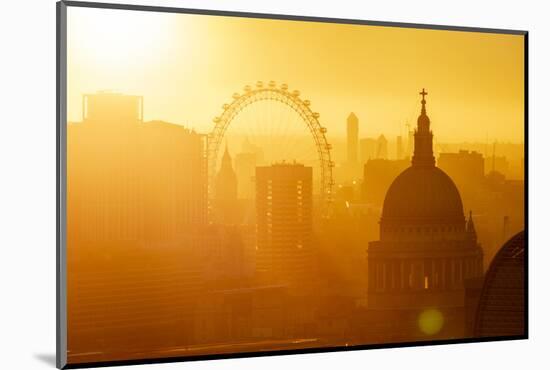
[284,115,301,162]
[282,100,294,158]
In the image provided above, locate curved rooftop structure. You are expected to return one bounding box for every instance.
[382,166,464,224]
[474,230,526,337]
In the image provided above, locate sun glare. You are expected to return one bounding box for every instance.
[68,8,175,69]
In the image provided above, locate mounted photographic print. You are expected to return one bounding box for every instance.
[56,1,527,368]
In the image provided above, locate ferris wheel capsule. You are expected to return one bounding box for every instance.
[292,90,300,97]
[303,100,311,106]
[320,127,327,133]
[244,85,252,92]
[232,92,240,99]
[312,112,320,119]
[268,80,276,88]
[256,81,263,88]
[281,83,288,90]
[222,104,229,110]
[213,117,221,123]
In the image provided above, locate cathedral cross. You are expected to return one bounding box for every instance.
[419,88,428,100]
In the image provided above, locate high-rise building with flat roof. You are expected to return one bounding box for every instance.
[67,92,208,358]
[255,163,315,290]
[68,92,208,244]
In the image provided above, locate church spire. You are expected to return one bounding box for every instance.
[221,142,232,168]
[411,88,435,167]
[216,142,237,201]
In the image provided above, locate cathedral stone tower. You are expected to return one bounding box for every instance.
[367,89,483,312]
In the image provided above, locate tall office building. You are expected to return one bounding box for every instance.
[68,92,208,244]
[347,113,359,164]
[255,163,315,291]
[67,92,207,357]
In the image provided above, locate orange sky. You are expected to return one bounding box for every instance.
[67,7,525,143]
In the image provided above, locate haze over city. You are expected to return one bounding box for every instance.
[64,6,526,366]
[67,7,524,142]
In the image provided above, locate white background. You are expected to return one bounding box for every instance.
[0,0,547,369]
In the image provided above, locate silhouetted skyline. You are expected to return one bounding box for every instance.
[64,6,525,365]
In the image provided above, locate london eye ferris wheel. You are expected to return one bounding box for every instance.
[208,81,334,216]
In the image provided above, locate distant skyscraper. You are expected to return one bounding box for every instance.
[255,163,315,289]
[347,113,359,164]
[360,138,377,164]
[396,135,404,160]
[376,134,388,159]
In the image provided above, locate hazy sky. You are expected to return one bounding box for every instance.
[67,7,524,143]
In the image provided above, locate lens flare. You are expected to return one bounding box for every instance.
[418,308,444,335]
